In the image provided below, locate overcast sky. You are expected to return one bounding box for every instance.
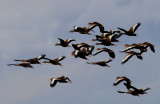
[0,0,160,104]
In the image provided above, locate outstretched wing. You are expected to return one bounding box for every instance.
[117,91,126,93]
[106,59,113,63]
[58,38,65,44]
[37,54,46,60]
[66,39,76,44]
[56,56,66,62]
[133,22,141,32]
[144,88,151,91]
[120,46,136,52]
[66,77,72,83]
[93,50,104,56]
[117,27,128,33]
[108,51,115,59]
[121,54,133,64]
[149,45,155,53]
[50,78,57,87]
[113,78,125,86]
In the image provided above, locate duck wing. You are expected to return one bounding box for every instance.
[50,78,57,87]
[149,45,155,53]
[93,50,104,56]
[121,54,133,64]
[117,27,128,33]
[117,91,127,93]
[144,88,151,91]
[58,38,65,44]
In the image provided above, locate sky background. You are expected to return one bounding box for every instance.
[0,0,160,104]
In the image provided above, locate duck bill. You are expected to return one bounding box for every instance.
[85,59,89,61]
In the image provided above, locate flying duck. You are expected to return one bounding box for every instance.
[55,38,76,47]
[117,22,141,36]
[120,43,147,53]
[94,37,117,46]
[14,54,46,64]
[43,56,66,66]
[141,42,155,53]
[91,33,109,41]
[117,90,140,96]
[72,43,92,50]
[121,51,143,64]
[113,76,132,90]
[93,48,115,59]
[50,76,72,87]
[69,22,99,35]
[7,63,34,68]
[71,48,89,60]
[88,21,109,33]
[86,59,112,67]
[129,85,151,95]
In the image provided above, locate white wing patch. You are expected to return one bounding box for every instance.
[122,54,133,63]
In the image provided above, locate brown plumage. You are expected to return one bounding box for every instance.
[50,76,72,87]
[71,48,89,60]
[7,63,34,68]
[113,76,132,90]
[43,56,66,66]
[93,48,115,59]
[120,43,147,52]
[94,37,117,46]
[72,43,91,50]
[69,23,99,35]
[14,54,46,64]
[91,33,109,41]
[141,42,155,53]
[118,22,141,36]
[88,21,109,33]
[55,38,76,47]
[117,90,140,96]
[121,51,143,64]
[86,59,112,67]
[129,85,151,95]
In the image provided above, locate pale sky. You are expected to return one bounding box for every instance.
[0,0,160,104]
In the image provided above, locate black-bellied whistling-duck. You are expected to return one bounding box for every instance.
[121,51,143,64]
[71,48,89,60]
[88,21,109,33]
[91,33,109,41]
[43,56,66,66]
[14,54,46,64]
[129,85,151,95]
[86,59,112,67]
[55,38,76,47]
[50,76,72,87]
[72,43,91,50]
[141,42,155,53]
[7,63,34,68]
[94,37,117,46]
[113,76,132,90]
[117,90,140,96]
[93,48,115,59]
[109,33,123,43]
[117,22,141,36]
[69,22,99,35]
[120,43,147,53]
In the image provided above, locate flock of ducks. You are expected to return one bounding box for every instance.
[8,21,155,96]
